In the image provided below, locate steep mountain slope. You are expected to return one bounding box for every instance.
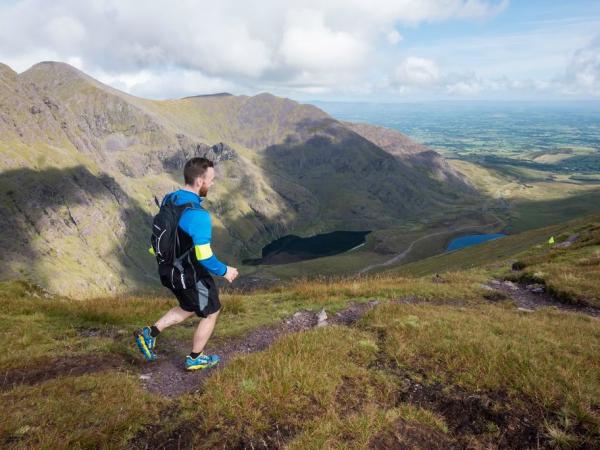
[0,61,479,297]
[344,121,468,186]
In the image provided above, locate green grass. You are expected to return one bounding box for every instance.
[506,219,600,308]
[0,274,481,449]
[0,271,485,375]
[388,220,574,277]
[386,213,600,282]
[1,372,165,449]
[362,302,600,445]
[187,326,393,447]
[508,190,600,233]
[1,215,599,448]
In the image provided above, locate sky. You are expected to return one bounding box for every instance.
[1,0,600,102]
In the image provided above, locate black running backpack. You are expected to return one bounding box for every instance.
[150,194,198,289]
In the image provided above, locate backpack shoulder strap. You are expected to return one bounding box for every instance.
[173,201,202,262]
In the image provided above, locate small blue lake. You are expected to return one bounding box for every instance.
[446,233,507,251]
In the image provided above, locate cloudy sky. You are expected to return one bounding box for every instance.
[1,0,600,101]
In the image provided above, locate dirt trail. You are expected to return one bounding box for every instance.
[485,279,600,318]
[134,294,556,450]
[140,277,600,399]
[139,300,381,398]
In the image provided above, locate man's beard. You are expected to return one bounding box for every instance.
[199,185,209,197]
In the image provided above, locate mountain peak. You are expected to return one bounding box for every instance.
[19,61,98,91]
[18,61,135,102]
[23,60,85,76]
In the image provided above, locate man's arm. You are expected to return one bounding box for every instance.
[184,210,227,276]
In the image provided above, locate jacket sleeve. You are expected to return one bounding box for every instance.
[185,210,227,276]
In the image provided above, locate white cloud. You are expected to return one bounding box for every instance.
[10,1,595,100]
[92,68,242,99]
[441,71,480,95]
[0,0,509,97]
[279,9,369,72]
[560,34,600,95]
[43,16,86,51]
[389,59,557,98]
[393,57,440,86]
[387,30,403,45]
[445,80,482,95]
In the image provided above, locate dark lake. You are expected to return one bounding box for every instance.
[446,233,506,251]
[244,230,371,265]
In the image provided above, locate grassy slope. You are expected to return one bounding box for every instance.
[505,219,600,308]
[2,213,600,449]
[451,159,600,233]
[385,213,600,308]
[387,218,578,277]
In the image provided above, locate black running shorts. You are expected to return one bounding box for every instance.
[169,276,221,318]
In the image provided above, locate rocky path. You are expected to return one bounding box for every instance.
[139,279,600,398]
[484,279,600,318]
[132,293,556,449]
[139,300,381,397]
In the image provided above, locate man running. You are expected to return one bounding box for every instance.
[135,157,238,370]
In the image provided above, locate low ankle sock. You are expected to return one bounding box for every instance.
[150,325,160,338]
[190,352,200,359]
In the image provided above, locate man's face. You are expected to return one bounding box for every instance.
[196,167,215,197]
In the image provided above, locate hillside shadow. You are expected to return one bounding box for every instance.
[507,189,600,233]
[260,118,484,232]
[0,165,158,294]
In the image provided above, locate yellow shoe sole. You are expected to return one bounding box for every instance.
[185,361,218,371]
[185,364,209,371]
[134,331,156,361]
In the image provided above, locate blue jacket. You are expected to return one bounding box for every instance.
[161,189,227,277]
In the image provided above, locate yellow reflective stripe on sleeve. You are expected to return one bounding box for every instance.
[148,246,156,256]
[195,243,213,260]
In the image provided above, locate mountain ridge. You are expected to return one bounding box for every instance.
[0,61,480,297]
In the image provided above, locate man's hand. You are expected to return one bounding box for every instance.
[223,266,238,283]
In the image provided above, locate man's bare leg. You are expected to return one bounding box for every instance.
[154,306,195,332]
[192,309,220,353]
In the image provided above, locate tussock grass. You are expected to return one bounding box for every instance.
[285,404,447,450]
[0,371,164,449]
[190,326,385,446]
[220,293,247,315]
[180,325,448,448]
[363,302,600,442]
[268,271,487,304]
[0,270,486,375]
[0,284,172,372]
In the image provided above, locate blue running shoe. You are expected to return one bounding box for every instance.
[185,353,220,371]
[134,326,156,362]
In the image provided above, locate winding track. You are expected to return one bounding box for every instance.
[358,219,502,275]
